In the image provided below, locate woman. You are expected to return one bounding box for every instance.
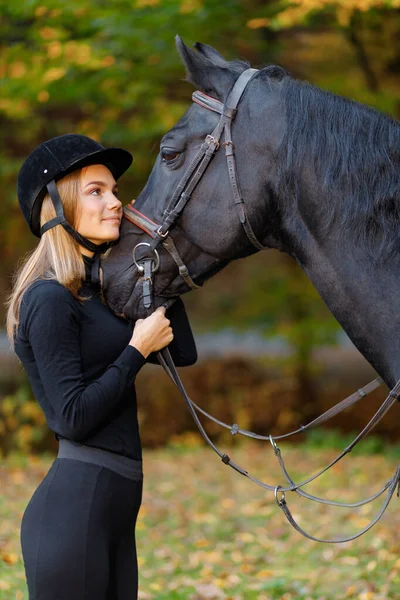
[6,133,197,599]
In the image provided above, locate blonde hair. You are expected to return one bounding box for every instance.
[6,170,87,347]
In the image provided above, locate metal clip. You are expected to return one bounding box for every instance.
[231,423,239,436]
[269,435,280,455]
[274,486,286,507]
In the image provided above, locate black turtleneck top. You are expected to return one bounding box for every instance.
[14,255,197,460]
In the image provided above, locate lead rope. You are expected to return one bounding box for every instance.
[157,344,400,543]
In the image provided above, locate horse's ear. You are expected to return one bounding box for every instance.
[193,42,228,67]
[175,35,235,99]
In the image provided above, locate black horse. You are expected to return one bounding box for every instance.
[102,37,400,389]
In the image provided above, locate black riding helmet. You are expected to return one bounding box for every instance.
[17,134,133,253]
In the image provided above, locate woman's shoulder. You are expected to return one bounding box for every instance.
[22,279,77,311]
[18,279,79,340]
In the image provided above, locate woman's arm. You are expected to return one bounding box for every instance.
[147,298,197,366]
[20,281,146,441]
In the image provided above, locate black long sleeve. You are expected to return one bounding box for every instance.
[16,280,146,445]
[15,265,197,459]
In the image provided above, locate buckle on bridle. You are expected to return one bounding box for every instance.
[205,135,220,150]
[156,225,169,238]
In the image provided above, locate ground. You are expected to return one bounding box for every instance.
[0,439,399,599]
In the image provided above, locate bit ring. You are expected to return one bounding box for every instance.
[132,243,160,273]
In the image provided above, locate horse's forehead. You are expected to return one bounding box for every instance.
[162,104,219,143]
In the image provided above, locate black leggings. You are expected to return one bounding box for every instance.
[21,442,143,600]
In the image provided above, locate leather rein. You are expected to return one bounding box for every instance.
[122,69,400,543]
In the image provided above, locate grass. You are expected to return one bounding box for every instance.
[0,437,399,599]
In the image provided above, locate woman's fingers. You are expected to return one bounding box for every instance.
[129,307,174,357]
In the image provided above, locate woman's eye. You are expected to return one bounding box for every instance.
[90,188,101,196]
[161,150,181,162]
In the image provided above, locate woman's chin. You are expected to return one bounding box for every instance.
[100,227,121,243]
[106,224,122,240]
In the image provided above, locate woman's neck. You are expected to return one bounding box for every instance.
[79,245,95,258]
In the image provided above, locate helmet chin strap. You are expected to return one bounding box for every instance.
[39,180,110,254]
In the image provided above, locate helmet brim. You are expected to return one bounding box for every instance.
[61,147,133,182]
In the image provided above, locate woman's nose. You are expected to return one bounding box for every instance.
[107,192,122,210]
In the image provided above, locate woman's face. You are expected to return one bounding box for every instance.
[75,164,122,254]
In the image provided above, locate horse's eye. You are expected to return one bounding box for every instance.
[161,149,181,162]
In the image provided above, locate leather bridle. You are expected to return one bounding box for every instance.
[121,69,400,543]
[123,68,265,308]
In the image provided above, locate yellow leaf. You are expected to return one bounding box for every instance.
[11,470,24,484]
[247,18,270,29]
[35,6,47,17]
[337,6,352,26]
[341,556,359,565]
[39,27,59,40]
[180,0,202,14]
[0,580,10,590]
[47,41,62,59]
[221,498,235,509]
[240,563,253,573]
[136,0,159,6]
[75,44,91,65]
[43,67,66,83]
[9,61,27,79]
[102,56,115,67]
[1,552,18,565]
[149,582,162,591]
[256,569,274,578]
[2,397,15,415]
[192,512,217,524]
[205,550,223,564]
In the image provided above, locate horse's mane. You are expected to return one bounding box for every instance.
[275,75,400,259]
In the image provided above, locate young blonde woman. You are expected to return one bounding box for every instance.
[6,134,197,600]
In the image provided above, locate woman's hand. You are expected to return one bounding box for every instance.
[129,306,174,358]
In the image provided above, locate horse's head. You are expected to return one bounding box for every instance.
[102,37,288,319]
[102,39,400,388]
